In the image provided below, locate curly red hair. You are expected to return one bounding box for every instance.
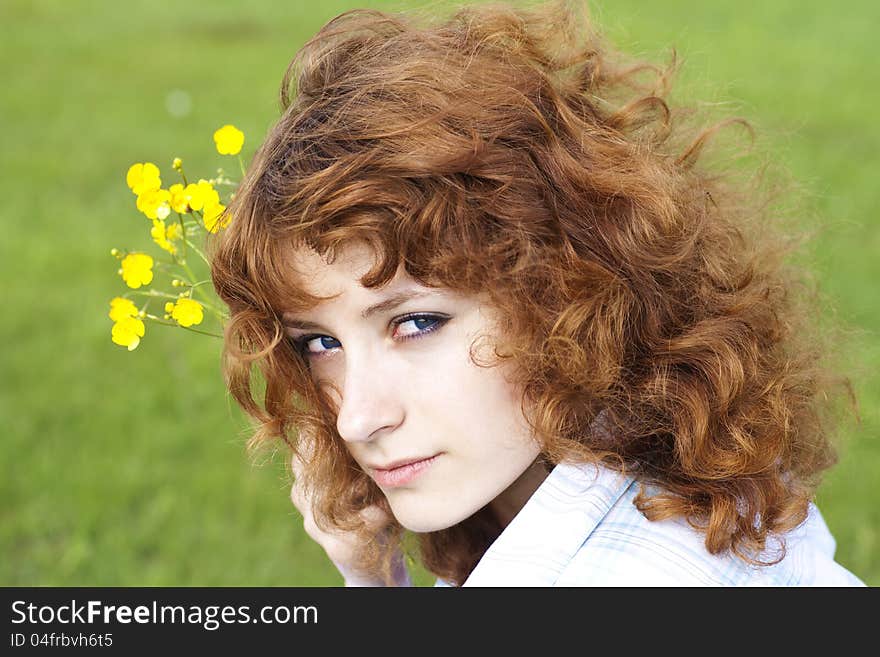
[210,0,854,585]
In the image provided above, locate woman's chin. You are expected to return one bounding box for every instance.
[388,501,470,534]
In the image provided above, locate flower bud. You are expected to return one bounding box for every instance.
[172,157,183,171]
[111,248,120,257]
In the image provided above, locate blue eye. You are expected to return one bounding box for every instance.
[393,314,446,340]
[294,335,342,356]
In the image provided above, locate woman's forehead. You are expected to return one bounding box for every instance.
[279,241,433,317]
[286,241,399,298]
[288,241,377,287]
[279,240,488,317]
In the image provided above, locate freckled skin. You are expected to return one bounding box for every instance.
[284,242,547,532]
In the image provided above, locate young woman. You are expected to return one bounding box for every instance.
[210,1,864,586]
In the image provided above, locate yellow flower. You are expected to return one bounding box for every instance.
[213,124,244,155]
[151,218,182,255]
[203,201,229,233]
[126,162,161,196]
[136,188,172,220]
[172,157,183,171]
[169,183,190,214]
[167,298,204,327]
[111,315,146,351]
[166,221,183,241]
[119,253,154,289]
[183,179,219,212]
[108,297,139,322]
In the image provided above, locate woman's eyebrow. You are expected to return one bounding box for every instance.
[281,289,437,330]
[361,290,434,318]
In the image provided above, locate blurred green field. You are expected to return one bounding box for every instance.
[1,0,877,586]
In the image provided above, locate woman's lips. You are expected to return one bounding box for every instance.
[371,455,439,488]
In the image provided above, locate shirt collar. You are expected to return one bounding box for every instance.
[463,461,635,586]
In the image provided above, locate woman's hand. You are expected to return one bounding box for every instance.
[289,449,411,587]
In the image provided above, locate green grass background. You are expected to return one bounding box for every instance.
[1,0,877,586]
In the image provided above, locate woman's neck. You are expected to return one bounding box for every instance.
[489,456,552,528]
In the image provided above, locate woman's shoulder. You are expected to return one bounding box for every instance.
[555,467,864,586]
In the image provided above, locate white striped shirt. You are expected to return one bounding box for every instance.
[438,461,864,586]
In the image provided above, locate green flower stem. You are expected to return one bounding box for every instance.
[191,298,226,318]
[153,262,182,274]
[144,314,223,338]
[183,238,211,268]
[181,325,224,339]
[178,252,212,308]
[184,281,227,319]
[177,212,187,259]
[127,290,179,300]
[173,259,225,319]
[190,280,213,290]
[127,289,224,319]
[183,237,209,266]
[238,154,246,177]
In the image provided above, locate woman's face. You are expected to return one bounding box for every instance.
[282,242,545,532]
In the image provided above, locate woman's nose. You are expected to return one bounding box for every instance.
[334,348,404,443]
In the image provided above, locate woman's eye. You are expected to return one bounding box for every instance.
[392,314,447,340]
[295,335,341,356]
